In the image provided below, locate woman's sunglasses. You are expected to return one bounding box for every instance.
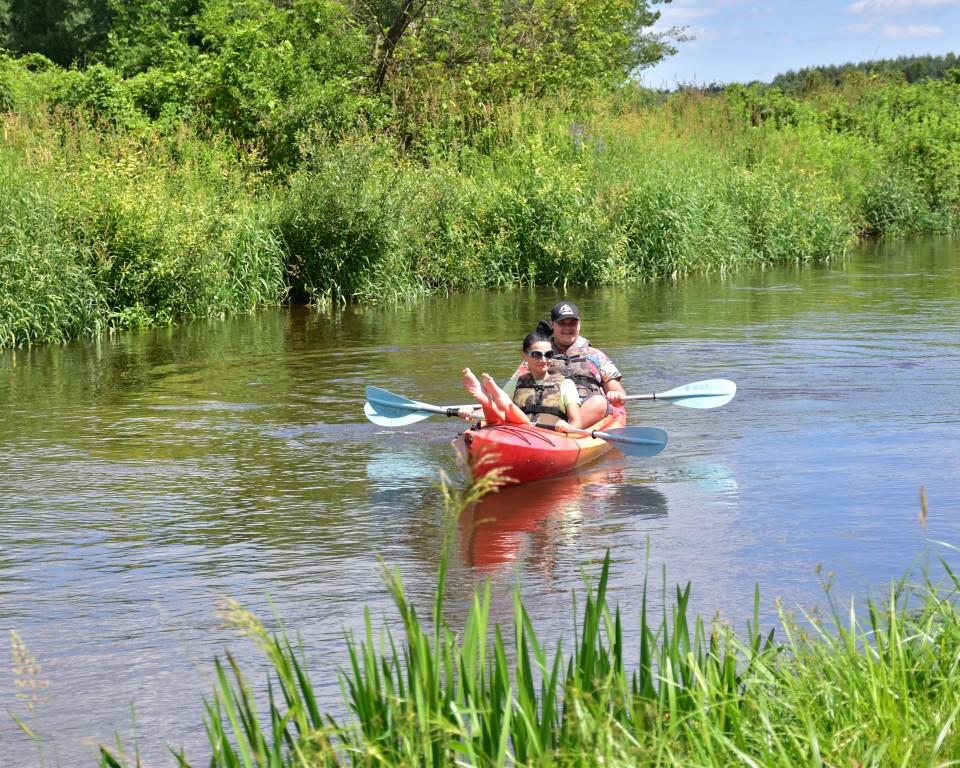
[528,350,556,361]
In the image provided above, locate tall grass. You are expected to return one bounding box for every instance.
[0,112,286,346]
[95,481,960,767]
[281,115,857,303]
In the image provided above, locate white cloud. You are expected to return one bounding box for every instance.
[848,0,960,13]
[882,22,944,35]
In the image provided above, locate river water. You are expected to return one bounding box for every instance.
[1,237,959,765]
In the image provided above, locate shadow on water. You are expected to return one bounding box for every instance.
[459,467,669,574]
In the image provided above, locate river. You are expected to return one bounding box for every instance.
[1,236,959,765]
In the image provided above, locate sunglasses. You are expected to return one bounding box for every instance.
[528,350,556,361]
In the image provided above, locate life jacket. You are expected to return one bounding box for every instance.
[551,352,603,400]
[512,371,567,425]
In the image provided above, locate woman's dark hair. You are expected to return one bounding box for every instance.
[535,319,553,336]
[522,330,552,353]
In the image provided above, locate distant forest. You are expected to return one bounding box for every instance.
[770,52,959,95]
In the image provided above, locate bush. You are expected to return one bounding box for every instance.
[278,137,421,303]
[0,111,286,345]
[0,169,105,345]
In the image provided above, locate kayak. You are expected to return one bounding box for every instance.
[452,406,627,487]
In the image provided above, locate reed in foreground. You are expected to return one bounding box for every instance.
[96,550,960,767]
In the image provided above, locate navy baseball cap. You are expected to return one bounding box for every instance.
[550,301,580,321]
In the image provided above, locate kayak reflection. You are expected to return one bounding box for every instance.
[460,468,668,573]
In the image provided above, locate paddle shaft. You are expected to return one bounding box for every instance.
[372,396,597,433]
[624,392,717,402]
[536,422,618,441]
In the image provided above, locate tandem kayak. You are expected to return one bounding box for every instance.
[452,406,627,487]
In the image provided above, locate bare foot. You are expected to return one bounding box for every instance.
[462,368,487,402]
[464,368,506,423]
[481,373,511,411]
[482,373,529,425]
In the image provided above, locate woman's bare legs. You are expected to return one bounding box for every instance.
[481,373,530,425]
[462,368,506,423]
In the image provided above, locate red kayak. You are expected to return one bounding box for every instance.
[452,406,627,487]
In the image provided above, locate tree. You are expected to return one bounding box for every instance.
[105,0,200,76]
[1,0,112,65]
[192,0,375,166]
[351,0,428,91]
[353,0,679,97]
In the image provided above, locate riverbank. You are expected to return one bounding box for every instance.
[90,494,960,767]
[2,70,958,348]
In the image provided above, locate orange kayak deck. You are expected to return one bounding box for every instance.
[452,407,627,487]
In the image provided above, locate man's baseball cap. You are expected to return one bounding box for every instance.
[550,301,580,321]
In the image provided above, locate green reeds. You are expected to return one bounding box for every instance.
[0,111,286,347]
[95,508,960,767]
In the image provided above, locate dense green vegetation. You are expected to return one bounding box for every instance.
[89,482,960,767]
[0,2,958,348]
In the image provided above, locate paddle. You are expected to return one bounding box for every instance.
[364,385,464,426]
[364,385,668,458]
[623,378,736,409]
[446,378,737,412]
[533,422,667,458]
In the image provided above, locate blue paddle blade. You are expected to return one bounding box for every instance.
[363,401,432,427]
[598,426,668,458]
[364,385,450,426]
[657,379,736,409]
[366,385,422,418]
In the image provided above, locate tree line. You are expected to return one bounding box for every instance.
[769,52,959,96]
[2,2,958,348]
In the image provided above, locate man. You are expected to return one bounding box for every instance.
[510,301,625,426]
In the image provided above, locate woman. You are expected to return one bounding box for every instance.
[460,331,583,432]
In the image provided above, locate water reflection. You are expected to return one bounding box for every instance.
[460,468,668,574]
[674,460,738,493]
[366,446,440,509]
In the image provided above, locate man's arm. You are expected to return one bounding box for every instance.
[603,377,625,406]
[595,348,625,405]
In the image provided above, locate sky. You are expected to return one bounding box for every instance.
[642,0,960,87]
